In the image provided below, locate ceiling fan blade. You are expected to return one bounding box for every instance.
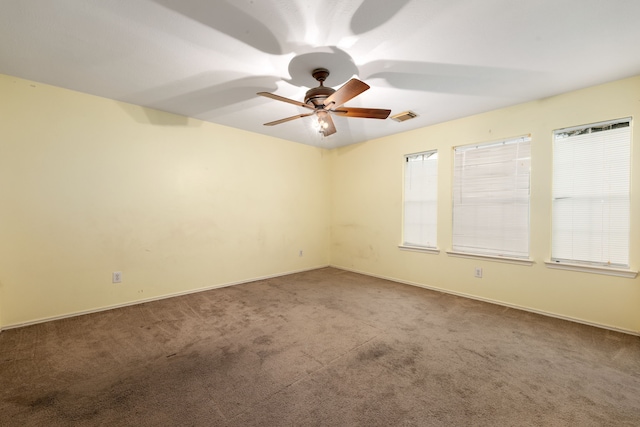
[321,114,337,137]
[264,112,314,126]
[332,107,391,119]
[257,92,315,110]
[323,78,370,109]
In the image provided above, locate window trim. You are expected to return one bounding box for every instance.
[399,244,440,254]
[446,250,534,266]
[544,260,637,278]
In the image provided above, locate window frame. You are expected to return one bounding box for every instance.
[449,135,532,262]
[548,118,635,277]
[399,150,439,253]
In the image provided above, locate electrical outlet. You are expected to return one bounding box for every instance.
[112,271,122,283]
[474,267,483,278]
[299,250,303,257]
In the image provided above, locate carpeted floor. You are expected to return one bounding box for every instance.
[1,267,639,426]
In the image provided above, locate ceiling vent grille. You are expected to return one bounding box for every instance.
[391,110,418,122]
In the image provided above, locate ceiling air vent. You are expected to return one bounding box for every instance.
[390,110,418,122]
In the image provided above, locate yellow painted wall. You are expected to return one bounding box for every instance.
[2,73,639,334]
[0,75,331,328]
[330,75,640,334]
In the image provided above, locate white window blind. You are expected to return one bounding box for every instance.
[552,119,631,267]
[403,151,438,248]
[453,136,531,258]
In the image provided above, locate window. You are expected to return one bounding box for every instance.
[452,135,531,258]
[551,118,631,268]
[402,150,438,249]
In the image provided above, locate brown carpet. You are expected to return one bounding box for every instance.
[1,267,639,426]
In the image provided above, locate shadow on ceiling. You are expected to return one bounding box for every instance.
[350,0,411,34]
[151,0,289,55]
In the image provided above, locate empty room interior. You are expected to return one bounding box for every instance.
[1,1,639,425]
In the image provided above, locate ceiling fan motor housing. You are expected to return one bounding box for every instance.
[305,68,335,107]
[305,86,335,107]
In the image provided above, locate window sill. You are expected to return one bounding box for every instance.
[398,245,440,255]
[446,251,534,266]
[544,261,637,278]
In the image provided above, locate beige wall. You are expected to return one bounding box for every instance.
[2,73,639,334]
[330,75,640,334]
[0,75,331,328]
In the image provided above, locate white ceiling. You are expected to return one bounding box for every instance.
[2,0,640,149]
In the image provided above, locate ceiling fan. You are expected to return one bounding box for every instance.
[257,68,391,136]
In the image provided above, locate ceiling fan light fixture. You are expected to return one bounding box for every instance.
[313,119,329,131]
[391,110,418,122]
[312,117,328,131]
[316,111,329,129]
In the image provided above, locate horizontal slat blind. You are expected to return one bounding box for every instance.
[453,136,531,258]
[552,120,631,267]
[403,151,438,248]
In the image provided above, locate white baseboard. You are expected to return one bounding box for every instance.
[332,265,640,337]
[0,265,330,332]
[4,264,636,337]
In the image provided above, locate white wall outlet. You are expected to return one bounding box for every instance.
[299,250,303,257]
[112,271,122,283]
[474,267,483,278]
